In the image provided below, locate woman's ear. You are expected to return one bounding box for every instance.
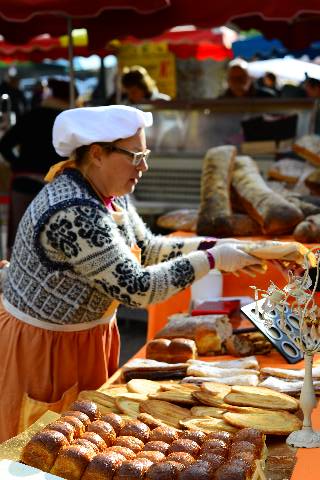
[88,144,104,167]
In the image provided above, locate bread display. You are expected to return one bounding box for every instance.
[197,145,236,237]
[155,313,232,355]
[21,398,268,480]
[146,338,197,363]
[232,156,303,234]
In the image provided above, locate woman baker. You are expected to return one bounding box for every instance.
[0,105,261,441]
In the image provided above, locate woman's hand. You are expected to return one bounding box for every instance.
[208,244,262,273]
[0,260,9,291]
[0,260,9,269]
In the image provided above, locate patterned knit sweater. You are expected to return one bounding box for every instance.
[3,169,210,325]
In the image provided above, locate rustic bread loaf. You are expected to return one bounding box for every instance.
[146,338,197,363]
[293,213,320,242]
[157,209,198,232]
[197,145,236,236]
[232,156,303,234]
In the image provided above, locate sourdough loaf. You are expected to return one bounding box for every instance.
[197,145,236,236]
[232,156,303,234]
[146,338,197,363]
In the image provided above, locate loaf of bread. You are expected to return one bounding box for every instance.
[69,400,101,422]
[87,420,116,446]
[232,156,303,234]
[21,429,69,472]
[293,213,320,242]
[51,444,96,479]
[81,451,125,480]
[119,420,150,443]
[155,313,232,355]
[146,338,197,363]
[197,145,236,236]
[157,209,198,233]
[293,134,320,166]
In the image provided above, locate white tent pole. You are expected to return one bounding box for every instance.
[67,16,75,108]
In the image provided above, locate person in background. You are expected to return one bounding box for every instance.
[0,78,78,256]
[0,68,27,118]
[0,105,262,441]
[30,79,47,109]
[304,76,320,98]
[256,72,280,96]
[220,61,276,98]
[121,65,171,104]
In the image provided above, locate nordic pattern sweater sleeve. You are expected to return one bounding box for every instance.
[126,201,205,266]
[39,204,210,308]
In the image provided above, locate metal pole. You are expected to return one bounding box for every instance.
[67,16,75,108]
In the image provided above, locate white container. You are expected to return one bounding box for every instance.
[191,269,223,306]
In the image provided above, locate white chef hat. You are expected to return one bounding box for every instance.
[52,105,153,157]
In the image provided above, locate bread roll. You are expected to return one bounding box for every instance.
[107,446,136,460]
[82,452,125,480]
[21,430,68,472]
[197,145,236,237]
[201,439,228,458]
[51,444,96,480]
[214,460,249,480]
[101,413,125,436]
[137,413,166,430]
[232,156,303,234]
[81,432,107,452]
[178,431,206,446]
[205,431,233,445]
[198,452,225,469]
[166,452,195,466]
[44,420,76,443]
[233,427,264,453]
[114,436,144,453]
[62,415,86,438]
[143,441,170,455]
[146,338,197,364]
[178,460,215,480]
[149,426,179,444]
[145,461,182,480]
[113,458,153,480]
[72,438,100,454]
[135,450,165,462]
[157,209,198,233]
[69,400,101,421]
[119,420,150,443]
[168,439,200,457]
[87,420,116,446]
[229,440,258,459]
[61,410,91,429]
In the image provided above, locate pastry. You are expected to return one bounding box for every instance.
[87,420,116,446]
[149,426,179,443]
[178,430,206,445]
[223,410,302,435]
[51,444,96,479]
[214,460,250,480]
[178,460,215,480]
[113,458,153,480]
[101,413,125,435]
[127,379,162,396]
[224,385,299,411]
[119,420,150,443]
[143,441,171,455]
[44,420,76,443]
[72,438,100,454]
[139,399,191,429]
[69,400,101,421]
[205,431,233,445]
[146,338,197,364]
[168,439,200,457]
[293,134,320,166]
[21,430,68,472]
[137,413,166,429]
[114,435,144,453]
[61,410,91,429]
[135,450,166,462]
[80,432,107,452]
[198,452,225,469]
[145,460,182,480]
[201,439,228,458]
[166,452,195,466]
[107,446,136,460]
[62,415,87,438]
[179,416,238,434]
[233,427,264,454]
[229,441,257,458]
[82,452,125,480]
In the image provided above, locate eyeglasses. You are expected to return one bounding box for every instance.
[100,143,151,167]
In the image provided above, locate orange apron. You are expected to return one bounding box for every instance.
[0,243,141,442]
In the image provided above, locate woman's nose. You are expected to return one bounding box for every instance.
[136,157,149,172]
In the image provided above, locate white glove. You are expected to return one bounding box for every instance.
[215,238,248,247]
[208,244,261,273]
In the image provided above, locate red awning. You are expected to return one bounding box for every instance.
[1,1,320,49]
